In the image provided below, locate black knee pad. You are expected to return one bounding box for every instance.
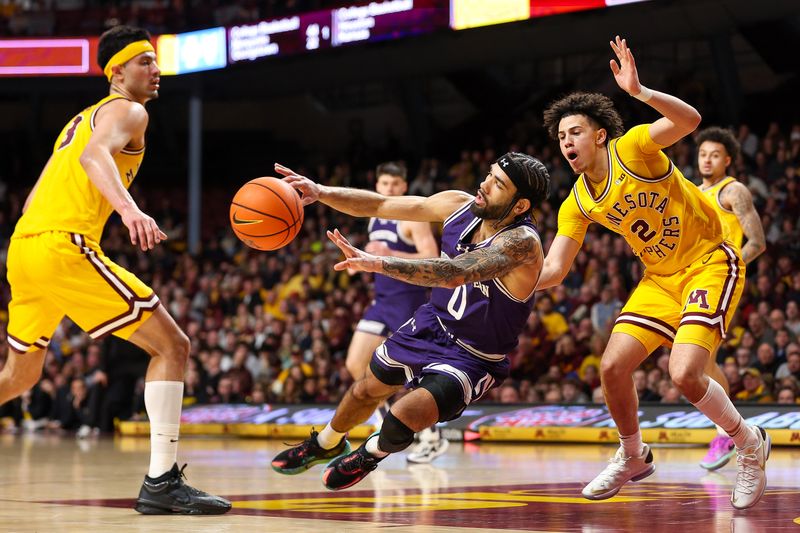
[378,412,415,453]
[419,373,467,422]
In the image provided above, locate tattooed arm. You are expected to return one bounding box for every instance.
[275,162,471,222]
[720,181,766,264]
[327,226,542,289]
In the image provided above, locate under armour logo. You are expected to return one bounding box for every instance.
[501,158,510,167]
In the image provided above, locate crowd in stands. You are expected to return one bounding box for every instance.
[0,102,799,434]
[1,0,353,37]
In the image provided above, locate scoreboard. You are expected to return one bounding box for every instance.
[228,0,448,63]
[0,0,650,77]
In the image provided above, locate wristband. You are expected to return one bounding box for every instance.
[632,85,653,102]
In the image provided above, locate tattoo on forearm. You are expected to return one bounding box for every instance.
[381,227,541,287]
[725,184,766,264]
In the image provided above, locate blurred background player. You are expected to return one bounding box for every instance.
[0,25,229,515]
[538,36,770,509]
[271,154,548,490]
[345,162,445,464]
[696,126,766,471]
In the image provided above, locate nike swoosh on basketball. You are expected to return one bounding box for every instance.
[232,211,263,225]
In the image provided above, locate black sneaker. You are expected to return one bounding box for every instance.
[322,434,384,491]
[271,429,351,475]
[134,463,232,515]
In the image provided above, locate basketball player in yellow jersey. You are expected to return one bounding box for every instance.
[539,36,770,510]
[696,126,765,471]
[3,25,229,515]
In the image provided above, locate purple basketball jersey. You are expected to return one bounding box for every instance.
[368,218,426,301]
[357,218,428,336]
[428,201,539,358]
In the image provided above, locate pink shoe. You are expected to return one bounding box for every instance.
[700,434,735,471]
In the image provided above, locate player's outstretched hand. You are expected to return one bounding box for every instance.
[609,35,643,96]
[121,206,167,251]
[327,229,380,272]
[275,163,320,206]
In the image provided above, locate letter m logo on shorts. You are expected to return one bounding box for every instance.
[687,289,710,310]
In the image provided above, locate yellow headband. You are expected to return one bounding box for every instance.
[103,40,155,81]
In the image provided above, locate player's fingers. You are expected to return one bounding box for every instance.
[334,228,349,245]
[128,222,138,245]
[144,224,155,250]
[158,230,168,240]
[610,60,620,75]
[274,163,294,176]
[136,222,148,251]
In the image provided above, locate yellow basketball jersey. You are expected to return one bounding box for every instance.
[557,124,724,276]
[700,176,743,248]
[13,94,145,243]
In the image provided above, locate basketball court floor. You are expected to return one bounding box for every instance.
[0,433,798,532]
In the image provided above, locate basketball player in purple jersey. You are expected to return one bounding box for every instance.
[347,162,443,463]
[271,154,549,490]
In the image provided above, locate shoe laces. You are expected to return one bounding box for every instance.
[284,429,319,459]
[595,449,634,483]
[174,464,205,497]
[340,448,377,473]
[734,445,762,495]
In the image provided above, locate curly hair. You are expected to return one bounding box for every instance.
[696,126,740,162]
[543,92,625,143]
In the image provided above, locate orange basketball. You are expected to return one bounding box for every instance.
[230,176,304,250]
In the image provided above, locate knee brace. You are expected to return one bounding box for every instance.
[377,412,415,453]
[420,373,467,422]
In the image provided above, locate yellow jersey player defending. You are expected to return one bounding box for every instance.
[3,26,230,515]
[696,126,765,471]
[539,36,770,510]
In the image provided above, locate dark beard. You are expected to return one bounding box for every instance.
[699,171,714,180]
[469,200,504,220]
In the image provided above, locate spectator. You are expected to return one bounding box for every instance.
[776,387,797,405]
[633,369,660,401]
[735,368,774,403]
[754,342,780,378]
[561,379,589,404]
[590,286,622,334]
[775,346,800,381]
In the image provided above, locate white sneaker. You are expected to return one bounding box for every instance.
[582,444,655,500]
[76,425,92,439]
[406,428,450,464]
[730,426,770,510]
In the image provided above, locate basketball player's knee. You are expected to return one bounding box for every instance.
[599,356,630,383]
[669,365,700,392]
[349,379,373,403]
[378,412,415,453]
[167,330,190,364]
[420,374,466,422]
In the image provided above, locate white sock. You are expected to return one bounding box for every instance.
[317,423,345,450]
[145,381,183,478]
[619,431,644,457]
[692,378,758,449]
[365,433,389,458]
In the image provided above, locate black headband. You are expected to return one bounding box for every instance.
[497,153,536,200]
